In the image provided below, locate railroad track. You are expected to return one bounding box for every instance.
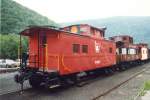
[92,67,148,100]
[0,62,149,99]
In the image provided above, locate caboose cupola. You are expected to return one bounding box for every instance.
[62,24,106,39]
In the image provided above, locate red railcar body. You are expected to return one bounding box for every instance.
[21,24,116,75]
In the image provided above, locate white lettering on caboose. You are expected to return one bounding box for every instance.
[95,41,100,53]
[94,60,101,64]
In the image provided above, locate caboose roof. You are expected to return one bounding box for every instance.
[136,43,148,47]
[110,35,133,38]
[63,24,106,32]
[20,26,60,36]
[20,25,90,38]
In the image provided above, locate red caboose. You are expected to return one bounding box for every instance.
[16,24,116,88]
[110,35,140,66]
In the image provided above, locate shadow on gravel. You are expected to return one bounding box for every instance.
[0,64,144,100]
[0,73,110,100]
[0,84,76,100]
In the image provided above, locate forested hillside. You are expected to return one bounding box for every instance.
[62,16,150,45]
[0,0,58,59]
[1,0,58,34]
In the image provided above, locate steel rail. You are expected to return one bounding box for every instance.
[92,68,148,100]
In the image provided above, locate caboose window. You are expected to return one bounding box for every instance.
[42,35,46,44]
[73,44,80,53]
[122,48,127,54]
[40,33,47,45]
[119,48,122,54]
[123,37,126,40]
[82,45,88,53]
[109,47,112,53]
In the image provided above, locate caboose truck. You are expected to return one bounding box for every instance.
[14,24,116,89]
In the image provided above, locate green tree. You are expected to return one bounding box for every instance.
[0,34,28,60]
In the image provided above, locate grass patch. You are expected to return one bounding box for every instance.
[139,80,150,96]
[143,80,150,90]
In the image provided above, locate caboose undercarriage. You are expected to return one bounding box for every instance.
[15,67,61,88]
[14,58,147,90]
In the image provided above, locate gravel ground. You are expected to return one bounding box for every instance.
[0,62,150,100]
[0,68,19,74]
[141,91,150,100]
[99,65,150,100]
[0,72,30,95]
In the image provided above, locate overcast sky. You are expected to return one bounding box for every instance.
[14,0,150,23]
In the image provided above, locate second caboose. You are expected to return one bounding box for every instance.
[110,35,140,69]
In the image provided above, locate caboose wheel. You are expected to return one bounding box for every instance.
[29,74,42,88]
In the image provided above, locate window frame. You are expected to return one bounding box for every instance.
[82,45,88,53]
[109,47,113,53]
[72,44,80,53]
[123,37,126,40]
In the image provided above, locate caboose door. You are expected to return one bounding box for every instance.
[38,32,47,71]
